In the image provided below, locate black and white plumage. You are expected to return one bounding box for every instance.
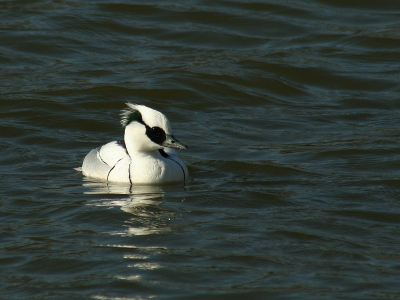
[80,103,188,185]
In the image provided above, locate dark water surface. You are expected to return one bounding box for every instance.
[1,0,400,299]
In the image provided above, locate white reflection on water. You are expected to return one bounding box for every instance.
[82,178,185,294]
[83,179,183,236]
[82,179,169,195]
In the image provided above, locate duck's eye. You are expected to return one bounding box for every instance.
[146,126,166,144]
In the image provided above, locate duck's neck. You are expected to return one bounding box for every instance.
[124,122,161,157]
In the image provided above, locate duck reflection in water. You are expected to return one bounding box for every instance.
[83,179,185,236]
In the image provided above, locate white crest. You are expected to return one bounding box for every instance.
[120,103,171,133]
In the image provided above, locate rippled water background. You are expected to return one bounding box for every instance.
[1,0,400,299]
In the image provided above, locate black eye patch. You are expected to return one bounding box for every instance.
[146,126,166,145]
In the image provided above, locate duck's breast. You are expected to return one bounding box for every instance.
[129,151,188,184]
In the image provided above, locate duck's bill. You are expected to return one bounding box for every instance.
[162,134,187,150]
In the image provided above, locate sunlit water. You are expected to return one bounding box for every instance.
[1,0,400,299]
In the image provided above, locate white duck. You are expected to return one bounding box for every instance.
[81,103,188,185]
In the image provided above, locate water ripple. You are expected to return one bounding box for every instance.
[1,0,400,299]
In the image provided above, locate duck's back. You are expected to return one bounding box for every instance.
[82,141,131,183]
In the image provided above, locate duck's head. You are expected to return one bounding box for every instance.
[121,103,187,152]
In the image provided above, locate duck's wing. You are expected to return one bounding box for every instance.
[82,141,130,181]
[98,141,129,166]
